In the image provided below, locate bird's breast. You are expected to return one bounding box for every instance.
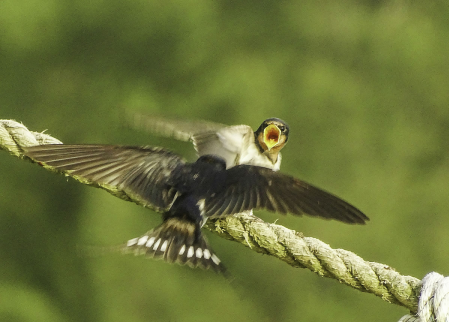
[239,144,280,170]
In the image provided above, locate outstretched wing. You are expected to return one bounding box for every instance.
[23,144,184,212]
[124,112,257,169]
[204,165,369,224]
[192,125,254,169]
[125,112,227,142]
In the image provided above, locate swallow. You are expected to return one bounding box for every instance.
[127,113,289,170]
[23,144,369,273]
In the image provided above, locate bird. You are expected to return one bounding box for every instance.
[23,144,369,273]
[122,114,290,269]
[125,113,290,170]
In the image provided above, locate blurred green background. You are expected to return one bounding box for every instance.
[1,0,448,321]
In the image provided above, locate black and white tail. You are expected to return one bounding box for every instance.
[124,218,226,273]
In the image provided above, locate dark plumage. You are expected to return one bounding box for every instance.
[23,144,369,273]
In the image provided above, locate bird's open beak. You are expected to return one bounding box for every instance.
[263,124,281,151]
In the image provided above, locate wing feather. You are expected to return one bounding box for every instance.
[205,165,369,224]
[192,125,253,169]
[125,112,227,142]
[23,144,184,212]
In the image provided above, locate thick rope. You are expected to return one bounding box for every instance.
[0,120,62,155]
[399,273,449,322]
[1,119,447,319]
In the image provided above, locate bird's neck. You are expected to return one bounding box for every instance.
[264,149,280,164]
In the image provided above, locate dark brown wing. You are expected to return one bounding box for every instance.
[23,144,184,212]
[204,165,369,224]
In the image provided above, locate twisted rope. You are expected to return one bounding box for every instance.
[205,213,420,312]
[0,120,62,156]
[1,119,447,319]
[399,273,449,321]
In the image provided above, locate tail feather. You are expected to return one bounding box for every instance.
[125,218,225,273]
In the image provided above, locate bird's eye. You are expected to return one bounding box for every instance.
[279,126,285,132]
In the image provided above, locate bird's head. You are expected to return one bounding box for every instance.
[255,118,289,157]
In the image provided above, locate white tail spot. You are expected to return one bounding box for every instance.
[211,254,221,265]
[160,240,168,252]
[203,249,211,259]
[196,248,203,259]
[152,238,161,250]
[137,236,148,246]
[146,237,156,248]
[179,245,186,255]
[187,246,194,258]
[197,199,205,211]
[127,238,138,247]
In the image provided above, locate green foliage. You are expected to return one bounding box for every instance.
[1,0,448,321]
